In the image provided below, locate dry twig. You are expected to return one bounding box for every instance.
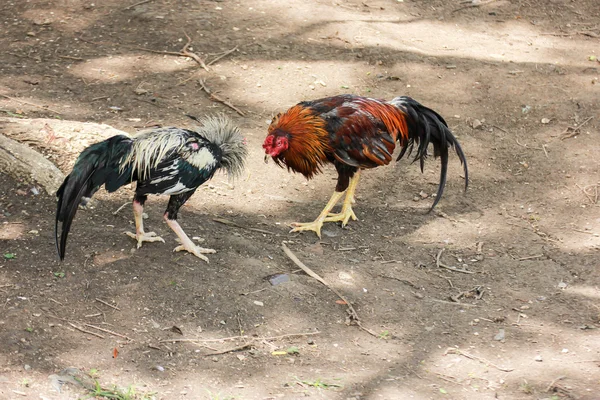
[545,376,566,392]
[518,254,544,261]
[560,116,594,140]
[159,331,320,344]
[179,32,209,71]
[84,323,133,341]
[573,229,599,235]
[112,202,129,215]
[452,0,498,13]
[202,343,252,356]
[198,79,245,116]
[213,217,274,235]
[123,0,152,10]
[282,243,379,337]
[59,55,84,61]
[0,94,62,115]
[445,348,513,372]
[68,322,105,339]
[429,298,479,308]
[436,249,474,274]
[95,298,121,311]
[122,33,208,71]
[575,183,598,204]
[450,286,484,302]
[378,274,420,289]
[207,46,238,66]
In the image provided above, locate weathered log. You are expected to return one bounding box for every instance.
[0,133,64,195]
[0,117,130,195]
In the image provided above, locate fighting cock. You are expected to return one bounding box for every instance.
[263,94,468,238]
[55,115,247,262]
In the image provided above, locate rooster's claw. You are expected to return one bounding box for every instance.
[125,231,165,248]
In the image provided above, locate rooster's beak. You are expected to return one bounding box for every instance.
[264,154,269,164]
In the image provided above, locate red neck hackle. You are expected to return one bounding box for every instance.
[265,105,331,179]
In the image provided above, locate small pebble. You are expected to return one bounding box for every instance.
[493,329,505,341]
[534,355,543,362]
[268,273,290,286]
[558,281,568,289]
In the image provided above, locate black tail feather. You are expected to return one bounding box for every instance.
[55,135,132,260]
[390,96,468,211]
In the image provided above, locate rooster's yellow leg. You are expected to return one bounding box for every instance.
[290,191,345,239]
[125,200,165,248]
[325,170,360,226]
[164,216,216,263]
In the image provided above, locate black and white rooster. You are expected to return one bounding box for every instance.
[55,115,247,262]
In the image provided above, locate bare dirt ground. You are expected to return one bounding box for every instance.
[1,0,599,399]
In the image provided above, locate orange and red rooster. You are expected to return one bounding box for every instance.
[263,94,468,237]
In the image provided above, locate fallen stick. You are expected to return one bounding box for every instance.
[160,335,248,343]
[0,94,62,115]
[450,286,484,303]
[436,249,474,274]
[68,322,105,339]
[59,55,84,61]
[452,0,498,13]
[202,343,252,356]
[575,183,597,204]
[213,217,275,235]
[107,33,209,71]
[378,274,420,289]
[84,323,133,341]
[429,299,479,308]
[573,229,598,235]
[281,243,379,337]
[123,0,152,10]
[207,46,238,66]
[560,116,594,140]
[179,32,209,71]
[432,272,454,288]
[95,298,121,311]
[545,376,566,392]
[518,254,544,261]
[445,348,513,372]
[159,330,320,344]
[239,287,269,296]
[112,202,129,215]
[198,79,245,116]
[260,331,321,341]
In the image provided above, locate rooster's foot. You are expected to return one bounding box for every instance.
[290,220,325,239]
[125,231,165,248]
[324,207,357,226]
[173,244,216,262]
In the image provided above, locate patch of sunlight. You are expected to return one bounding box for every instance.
[0,223,24,240]
[221,59,479,114]
[92,251,131,266]
[307,20,595,67]
[69,55,193,82]
[428,318,600,389]
[567,285,600,300]
[21,8,95,34]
